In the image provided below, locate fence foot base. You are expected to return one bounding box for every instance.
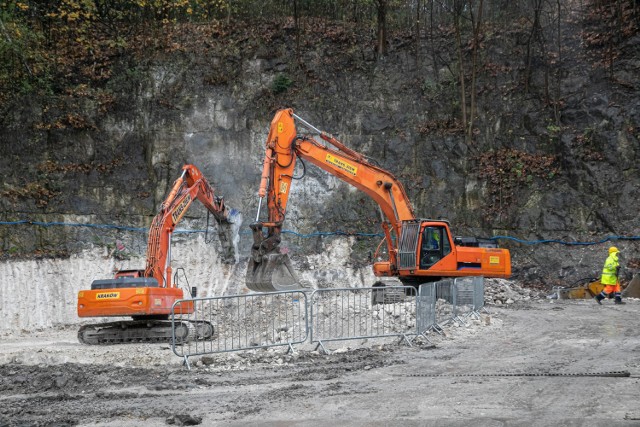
[431,324,445,335]
[398,334,413,347]
[452,315,468,326]
[182,356,191,370]
[314,341,330,355]
[416,332,433,344]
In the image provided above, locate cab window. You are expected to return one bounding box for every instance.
[420,226,450,268]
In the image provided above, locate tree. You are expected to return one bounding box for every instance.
[453,0,467,130]
[375,0,387,56]
[467,0,484,140]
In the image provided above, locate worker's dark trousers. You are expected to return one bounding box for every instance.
[598,291,624,304]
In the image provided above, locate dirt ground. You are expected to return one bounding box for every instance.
[1,297,639,427]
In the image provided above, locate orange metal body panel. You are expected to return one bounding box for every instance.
[410,246,511,279]
[77,287,193,318]
[375,247,511,280]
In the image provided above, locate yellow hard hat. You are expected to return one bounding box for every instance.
[609,246,620,254]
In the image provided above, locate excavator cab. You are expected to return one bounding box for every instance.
[419,226,451,268]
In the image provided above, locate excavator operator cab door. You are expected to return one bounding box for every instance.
[419,226,451,269]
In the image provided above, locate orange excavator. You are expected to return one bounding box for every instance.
[77,164,238,344]
[246,109,511,292]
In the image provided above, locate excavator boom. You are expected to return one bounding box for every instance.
[247,109,510,292]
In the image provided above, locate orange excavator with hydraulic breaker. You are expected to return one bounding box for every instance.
[246,109,511,292]
[77,164,238,344]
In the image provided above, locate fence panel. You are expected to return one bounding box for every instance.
[416,283,438,335]
[452,276,485,322]
[310,286,418,351]
[172,291,308,367]
[434,279,455,326]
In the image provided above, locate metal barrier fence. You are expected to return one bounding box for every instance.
[171,278,486,367]
[415,277,487,336]
[452,276,485,323]
[172,290,308,368]
[309,286,418,353]
[416,283,440,337]
[434,279,455,327]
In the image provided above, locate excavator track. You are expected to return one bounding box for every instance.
[78,320,214,345]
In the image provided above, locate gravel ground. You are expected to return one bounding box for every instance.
[1,293,639,427]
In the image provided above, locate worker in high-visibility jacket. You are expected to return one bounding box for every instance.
[595,246,625,305]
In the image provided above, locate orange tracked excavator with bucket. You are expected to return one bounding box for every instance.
[246,109,511,292]
[77,164,238,344]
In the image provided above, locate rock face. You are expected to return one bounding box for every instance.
[0,11,639,299]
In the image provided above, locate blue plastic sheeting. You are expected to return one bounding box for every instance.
[1,220,639,245]
[489,235,640,246]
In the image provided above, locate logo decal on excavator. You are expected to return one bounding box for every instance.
[171,194,192,224]
[326,154,357,176]
[96,292,120,300]
[277,122,284,133]
[279,182,288,194]
[489,256,500,265]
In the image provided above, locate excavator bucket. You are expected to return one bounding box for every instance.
[246,252,301,292]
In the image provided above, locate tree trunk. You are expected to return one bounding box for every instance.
[454,1,467,129]
[293,0,300,62]
[376,0,388,56]
[554,0,562,125]
[430,0,438,82]
[468,0,484,141]
[415,0,421,68]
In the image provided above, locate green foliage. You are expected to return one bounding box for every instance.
[271,73,293,94]
[546,123,561,133]
[0,5,51,99]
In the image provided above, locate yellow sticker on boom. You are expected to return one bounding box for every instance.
[326,154,357,176]
[171,194,191,224]
[96,292,120,300]
[489,256,500,265]
[277,122,284,133]
[279,182,288,194]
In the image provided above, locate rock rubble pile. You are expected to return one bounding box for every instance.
[484,279,544,305]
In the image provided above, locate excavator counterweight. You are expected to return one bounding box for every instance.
[246,109,510,292]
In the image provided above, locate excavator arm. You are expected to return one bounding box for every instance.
[145,164,233,288]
